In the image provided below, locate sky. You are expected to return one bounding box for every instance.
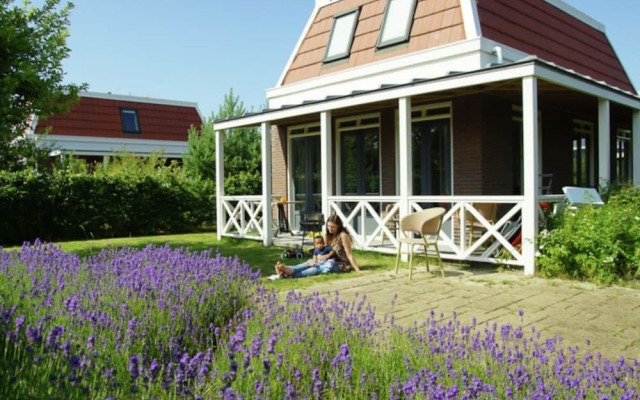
[58,0,640,120]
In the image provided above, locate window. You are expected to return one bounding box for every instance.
[377,0,417,49]
[615,129,632,183]
[572,120,594,187]
[324,8,360,63]
[411,104,451,196]
[337,114,380,196]
[120,108,140,134]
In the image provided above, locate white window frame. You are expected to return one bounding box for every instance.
[336,113,381,195]
[377,0,417,49]
[120,108,140,134]
[572,119,595,187]
[616,128,632,183]
[324,8,360,63]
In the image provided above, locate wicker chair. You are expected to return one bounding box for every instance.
[394,207,446,279]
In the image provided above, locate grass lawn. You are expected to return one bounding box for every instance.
[6,232,402,291]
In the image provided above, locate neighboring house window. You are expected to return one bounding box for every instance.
[572,119,594,187]
[411,104,451,196]
[120,108,140,134]
[377,0,417,49]
[337,114,380,196]
[324,8,360,63]
[615,128,632,183]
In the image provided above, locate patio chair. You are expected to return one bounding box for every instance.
[299,212,324,248]
[466,202,498,246]
[395,207,446,279]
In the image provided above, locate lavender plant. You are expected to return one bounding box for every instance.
[1,242,638,399]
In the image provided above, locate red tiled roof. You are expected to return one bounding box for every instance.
[36,94,202,141]
[283,0,464,84]
[477,0,634,93]
[281,0,635,95]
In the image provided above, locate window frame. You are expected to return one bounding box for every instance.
[120,108,141,134]
[323,7,361,63]
[336,113,381,196]
[376,0,417,49]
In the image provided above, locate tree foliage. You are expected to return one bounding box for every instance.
[0,0,86,170]
[183,89,262,195]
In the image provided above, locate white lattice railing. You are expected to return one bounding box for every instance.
[219,196,267,240]
[327,195,564,266]
[219,194,564,266]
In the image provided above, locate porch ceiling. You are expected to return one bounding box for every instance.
[214,57,640,130]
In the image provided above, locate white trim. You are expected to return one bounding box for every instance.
[521,76,539,276]
[398,97,412,222]
[545,0,605,32]
[218,61,640,131]
[28,134,188,158]
[598,99,611,186]
[261,122,273,245]
[215,129,225,241]
[269,38,485,107]
[459,0,481,39]
[320,111,333,218]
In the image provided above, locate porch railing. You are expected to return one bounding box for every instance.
[218,194,565,266]
[219,196,268,241]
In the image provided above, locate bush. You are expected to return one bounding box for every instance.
[537,186,640,284]
[0,168,215,246]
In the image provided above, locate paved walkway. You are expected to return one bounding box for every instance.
[297,265,640,361]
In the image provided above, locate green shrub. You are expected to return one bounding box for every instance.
[537,185,640,284]
[0,167,215,246]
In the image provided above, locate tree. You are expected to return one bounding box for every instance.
[184,89,262,195]
[0,0,86,170]
[183,116,215,181]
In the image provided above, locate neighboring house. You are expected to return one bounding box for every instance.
[213,0,640,275]
[27,91,203,164]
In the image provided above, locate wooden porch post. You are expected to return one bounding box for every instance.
[598,99,611,186]
[321,111,333,219]
[522,77,539,276]
[261,122,273,246]
[633,110,640,186]
[215,128,225,241]
[398,97,412,219]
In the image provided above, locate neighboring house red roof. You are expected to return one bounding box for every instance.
[477,0,635,94]
[281,0,635,94]
[35,92,202,141]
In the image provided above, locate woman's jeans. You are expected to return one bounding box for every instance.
[287,259,340,278]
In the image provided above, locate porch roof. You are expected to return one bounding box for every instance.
[214,57,640,130]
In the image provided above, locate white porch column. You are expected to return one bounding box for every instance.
[598,99,611,187]
[398,97,412,218]
[522,77,539,276]
[320,111,333,218]
[633,110,640,185]
[215,129,225,241]
[261,122,273,246]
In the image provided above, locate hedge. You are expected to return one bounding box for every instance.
[0,171,214,246]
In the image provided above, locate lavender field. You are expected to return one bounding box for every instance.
[1,242,638,399]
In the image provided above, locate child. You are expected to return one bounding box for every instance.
[312,235,335,274]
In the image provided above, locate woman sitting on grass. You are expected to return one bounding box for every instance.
[275,214,363,278]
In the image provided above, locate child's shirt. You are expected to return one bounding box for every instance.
[313,245,332,257]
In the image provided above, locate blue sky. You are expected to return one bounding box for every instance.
[60,0,639,120]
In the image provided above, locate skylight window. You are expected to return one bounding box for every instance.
[377,0,417,49]
[324,8,360,63]
[120,108,140,134]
